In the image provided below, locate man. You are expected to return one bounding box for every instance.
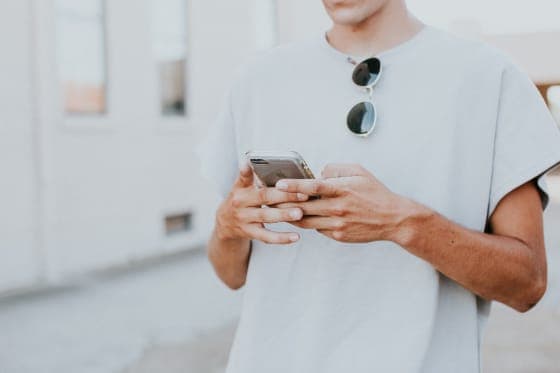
[196,0,560,372]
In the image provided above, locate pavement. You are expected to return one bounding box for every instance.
[0,251,242,373]
[1,175,559,373]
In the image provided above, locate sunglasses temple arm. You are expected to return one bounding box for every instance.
[346,57,357,66]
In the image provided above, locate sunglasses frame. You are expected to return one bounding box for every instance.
[347,57,383,137]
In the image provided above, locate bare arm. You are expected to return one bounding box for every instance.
[275,164,547,312]
[207,231,252,291]
[207,163,305,289]
[394,180,546,312]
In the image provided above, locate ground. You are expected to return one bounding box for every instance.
[1,175,559,373]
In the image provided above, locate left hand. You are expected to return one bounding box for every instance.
[275,164,413,243]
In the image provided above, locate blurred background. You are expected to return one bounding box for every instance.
[0,0,559,372]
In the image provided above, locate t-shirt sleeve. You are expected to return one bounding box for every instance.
[488,62,560,216]
[194,87,240,198]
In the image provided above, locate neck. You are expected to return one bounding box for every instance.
[326,1,424,57]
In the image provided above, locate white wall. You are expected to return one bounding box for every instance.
[0,0,42,291]
[277,1,331,44]
[42,0,259,279]
[0,0,259,292]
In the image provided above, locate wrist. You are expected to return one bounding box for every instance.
[213,217,237,242]
[213,204,236,240]
[387,197,435,247]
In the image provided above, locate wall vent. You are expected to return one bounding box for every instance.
[164,211,193,235]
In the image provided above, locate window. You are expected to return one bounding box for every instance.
[548,86,560,126]
[55,0,107,115]
[150,0,188,116]
[255,0,278,50]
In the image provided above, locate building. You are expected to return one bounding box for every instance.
[1,0,558,294]
[483,31,560,106]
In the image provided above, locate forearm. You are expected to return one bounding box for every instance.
[393,201,546,312]
[207,227,252,290]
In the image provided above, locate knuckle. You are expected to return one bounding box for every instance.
[256,208,267,222]
[312,181,324,195]
[261,236,273,244]
[331,203,346,217]
[289,192,303,201]
[258,188,269,204]
[232,208,243,221]
[230,192,243,208]
[264,234,280,244]
[334,219,347,230]
[283,210,295,221]
[259,210,273,223]
[332,230,345,240]
[339,186,352,196]
[240,225,251,238]
[278,192,292,203]
[253,230,267,242]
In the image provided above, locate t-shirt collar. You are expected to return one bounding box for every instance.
[319,25,432,64]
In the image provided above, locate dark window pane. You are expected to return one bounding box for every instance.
[151,0,187,116]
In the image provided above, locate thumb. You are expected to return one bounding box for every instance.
[234,161,254,188]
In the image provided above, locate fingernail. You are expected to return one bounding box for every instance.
[290,209,302,219]
[289,233,299,242]
[276,180,287,190]
[297,193,308,201]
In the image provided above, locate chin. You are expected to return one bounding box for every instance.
[322,0,388,26]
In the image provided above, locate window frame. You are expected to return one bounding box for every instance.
[55,0,110,117]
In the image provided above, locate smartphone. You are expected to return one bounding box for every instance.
[245,150,315,187]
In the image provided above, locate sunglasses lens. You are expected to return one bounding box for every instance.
[352,57,381,87]
[347,102,376,136]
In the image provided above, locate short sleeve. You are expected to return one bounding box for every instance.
[488,63,560,216]
[194,88,239,198]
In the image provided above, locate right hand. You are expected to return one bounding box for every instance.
[215,163,308,244]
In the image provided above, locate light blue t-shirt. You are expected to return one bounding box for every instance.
[197,26,560,373]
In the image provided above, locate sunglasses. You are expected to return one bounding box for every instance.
[346,57,382,137]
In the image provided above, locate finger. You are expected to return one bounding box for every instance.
[321,163,368,178]
[275,179,339,197]
[271,202,299,209]
[246,225,300,244]
[291,216,340,230]
[235,161,254,188]
[273,200,338,217]
[240,207,303,223]
[297,199,344,216]
[317,229,337,240]
[242,187,308,206]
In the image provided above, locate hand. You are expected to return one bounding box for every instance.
[275,164,414,243]
[215,162,308,245]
